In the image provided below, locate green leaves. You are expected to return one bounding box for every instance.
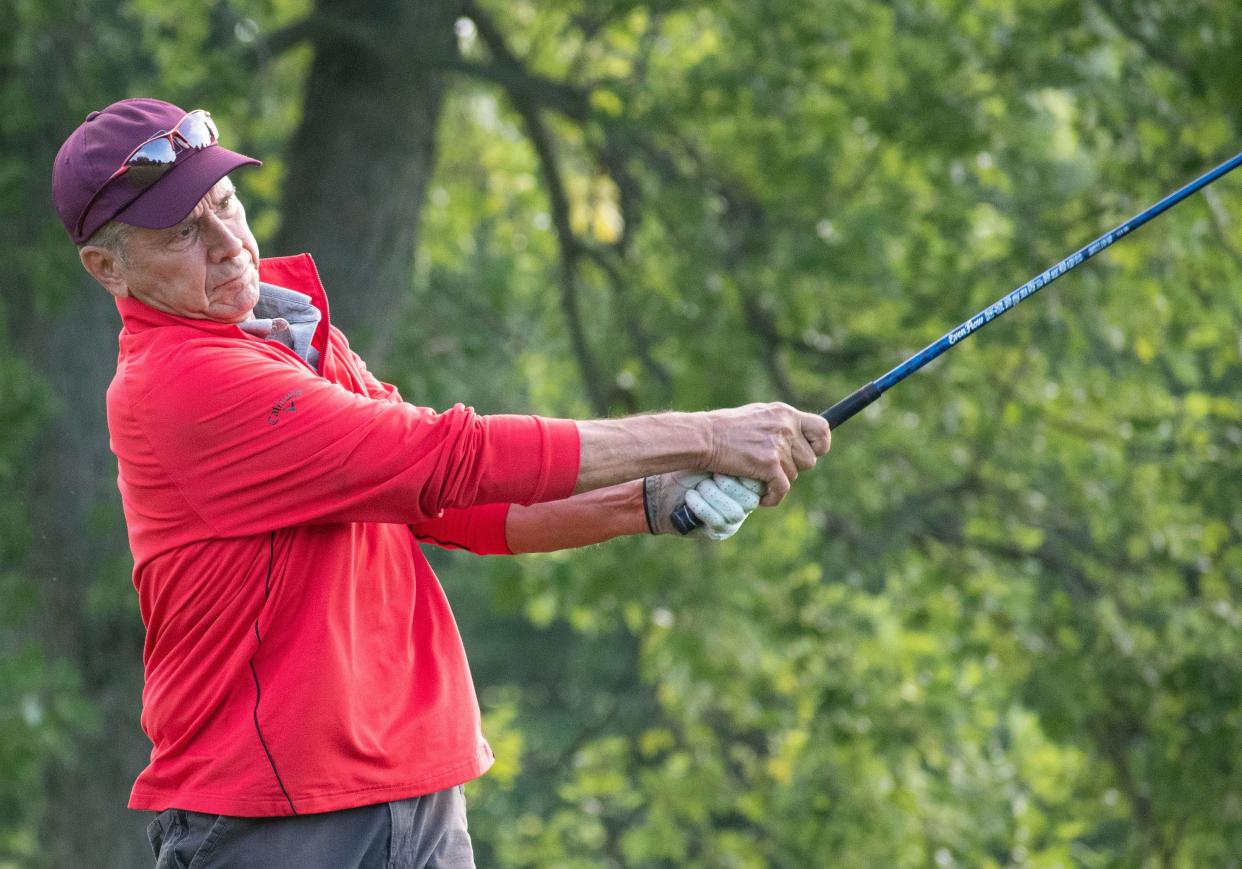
[423,0,1242,864]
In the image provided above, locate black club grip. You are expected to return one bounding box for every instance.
[822,381,881,429]
[669,381,882,535]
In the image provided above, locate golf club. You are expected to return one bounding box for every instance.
[671,149,1242,534]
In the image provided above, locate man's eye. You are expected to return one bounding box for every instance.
[218,195,233,211]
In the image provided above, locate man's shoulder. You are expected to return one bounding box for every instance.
[122,322,264,363]
[117,325,300,400]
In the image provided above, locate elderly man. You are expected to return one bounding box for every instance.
[52,98,829,868]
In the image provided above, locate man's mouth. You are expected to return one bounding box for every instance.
[214,267,253,293]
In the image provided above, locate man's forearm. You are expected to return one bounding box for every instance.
[573,413,710,494]
[506,480,647,553]
[569,402,831,507]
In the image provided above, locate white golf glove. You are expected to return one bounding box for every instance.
[643,472,764,540]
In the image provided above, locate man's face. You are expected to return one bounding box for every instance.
[94,178,262,323]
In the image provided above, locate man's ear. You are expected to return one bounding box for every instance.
[79,246,130,299]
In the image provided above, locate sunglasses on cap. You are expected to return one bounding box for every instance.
[74,109,219,240]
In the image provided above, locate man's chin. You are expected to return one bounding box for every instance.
[207,281,259,323]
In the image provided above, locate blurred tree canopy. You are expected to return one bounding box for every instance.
[2,0,1241,866]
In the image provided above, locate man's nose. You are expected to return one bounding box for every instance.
[206,215,244,262]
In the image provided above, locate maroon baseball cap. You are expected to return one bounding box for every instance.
[52,97,261,244]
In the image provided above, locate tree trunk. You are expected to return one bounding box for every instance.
[274,0,461,361]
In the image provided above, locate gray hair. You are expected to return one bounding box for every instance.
[79,220,136,263]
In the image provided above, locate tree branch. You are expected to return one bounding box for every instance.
[1090,0,1206,93]
[1200,187,1242,273]
[737,291,800,405]
[437,58,592,121]
[519,105,614,414]
[464,0,638,413]
[1095,718,1171,862]
[259,14,381,59]
[581,245,672,392]
[461,0,876,410]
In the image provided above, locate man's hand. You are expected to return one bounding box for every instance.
[645,472,763,540]
[703,403,831,506]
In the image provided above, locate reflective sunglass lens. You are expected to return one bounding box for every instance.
[129,137,177,166]
[177,111,218,149]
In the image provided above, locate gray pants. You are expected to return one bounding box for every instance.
[147,786,474,869]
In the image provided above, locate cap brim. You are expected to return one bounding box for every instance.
[115,145,262,230]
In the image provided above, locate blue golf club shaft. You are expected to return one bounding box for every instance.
[672,149,1242,534]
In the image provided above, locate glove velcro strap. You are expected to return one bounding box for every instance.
[642,476,662,535]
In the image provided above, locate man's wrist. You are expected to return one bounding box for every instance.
[664,411,714,469]
[506,479,648,553]
[573,411,714,495]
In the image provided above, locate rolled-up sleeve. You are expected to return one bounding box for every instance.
[409,503,513,555]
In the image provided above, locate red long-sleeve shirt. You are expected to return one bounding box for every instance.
[110,253,579,816]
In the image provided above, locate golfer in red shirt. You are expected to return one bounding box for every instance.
[52,98,829,868]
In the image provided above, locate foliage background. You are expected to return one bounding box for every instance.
[2,0,1241,866]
